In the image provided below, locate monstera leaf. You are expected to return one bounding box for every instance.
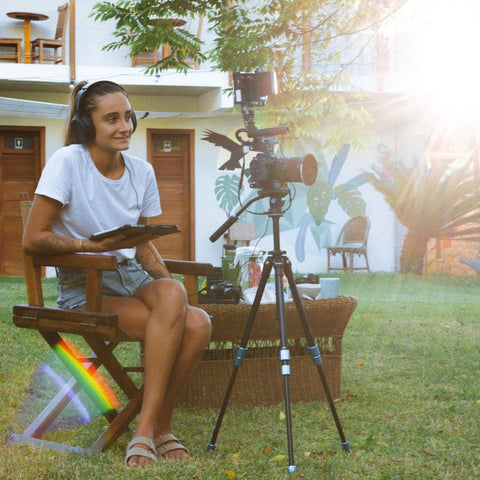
[334,184,366,217]
[215,174,243,212]
[306,181,334,225]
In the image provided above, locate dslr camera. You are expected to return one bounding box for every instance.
[198,267,242,304]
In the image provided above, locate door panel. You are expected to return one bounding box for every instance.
[0,128,43,276]
[147,130,195,261]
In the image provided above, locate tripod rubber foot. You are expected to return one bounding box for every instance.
[341,440,351,453]
[288,465,297,473]
[206,443,216,452]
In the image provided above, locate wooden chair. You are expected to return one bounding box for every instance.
[10,197,212,453]
[327,216,371,273]
[0,38,22,63]
[30,3,69,64]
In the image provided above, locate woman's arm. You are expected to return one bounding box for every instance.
[23,194,161,255]
[23,194,85,254]
[135,241,172,279]
[135,216,172,278]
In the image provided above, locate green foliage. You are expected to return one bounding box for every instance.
[91,0,222,73]
[365,154,480,273]
[91,0,407,147]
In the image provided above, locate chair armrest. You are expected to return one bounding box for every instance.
[31,253,118,270]
[12,304,127,341]
[23,253,118,311]
[164,259,213,277]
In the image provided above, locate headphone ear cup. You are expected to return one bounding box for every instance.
[71,113,96,144]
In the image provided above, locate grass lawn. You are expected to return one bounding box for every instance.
[0,273,479,479]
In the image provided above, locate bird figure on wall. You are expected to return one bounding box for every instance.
[202,129,245,170]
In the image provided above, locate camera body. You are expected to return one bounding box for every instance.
[198,281,241,305]
[250,151,318,189]
[198,267,241,304]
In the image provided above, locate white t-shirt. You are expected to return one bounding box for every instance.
[35,144,162,262]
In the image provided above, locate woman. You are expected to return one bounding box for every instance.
[23,80,211,467]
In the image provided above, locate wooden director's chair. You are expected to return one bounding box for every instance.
[10,198,212,453]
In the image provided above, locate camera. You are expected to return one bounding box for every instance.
[198,267,242,304]
[250,152,317,188]
[233,70,317,190]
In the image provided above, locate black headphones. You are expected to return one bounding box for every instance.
[70,80,137,144]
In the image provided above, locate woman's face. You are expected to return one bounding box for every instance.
[89,91,134,152]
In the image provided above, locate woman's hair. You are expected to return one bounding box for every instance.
[64,80,130,146]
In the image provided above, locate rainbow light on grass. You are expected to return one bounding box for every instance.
[53,339,120,415]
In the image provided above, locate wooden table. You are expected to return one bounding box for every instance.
[7,11,49,63]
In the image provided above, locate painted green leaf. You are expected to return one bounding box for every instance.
[334,184,366,217]
[306,181,333,225]
[215,174,243,212]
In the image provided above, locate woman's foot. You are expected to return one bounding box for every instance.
[154,433,189,460]
[125,436,157,467]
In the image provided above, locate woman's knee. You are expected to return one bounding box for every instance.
[185,306,212,343]
[136,278,187,311]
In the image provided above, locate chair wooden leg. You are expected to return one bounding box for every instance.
[90,385,144,452]
[348,253,354,272]
[10,331,141,453]
[364,253,371,272]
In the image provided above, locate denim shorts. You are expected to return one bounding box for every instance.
[56,258,153,310]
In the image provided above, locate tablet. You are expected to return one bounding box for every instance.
[89,224,180,241]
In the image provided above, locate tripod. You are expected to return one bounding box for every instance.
[207,189,350,473]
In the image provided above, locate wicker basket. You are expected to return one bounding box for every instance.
[178,295,357,407]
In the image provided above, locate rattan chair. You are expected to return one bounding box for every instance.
[0,38,22,62]
[327,216,371,273]
[10,197,212,453]
[30,3,68,64]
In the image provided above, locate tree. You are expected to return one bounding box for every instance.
[91,0,408,149]
[365,154,480,274]
[91,0,223,72]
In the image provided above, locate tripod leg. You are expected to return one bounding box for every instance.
[207,257,274,451]
[272,257,297,472]
[283,260,351,453]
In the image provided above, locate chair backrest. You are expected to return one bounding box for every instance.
[55,3,69,41]
[337,216,370,247]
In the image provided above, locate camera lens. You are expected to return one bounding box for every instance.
[283,154,317,185]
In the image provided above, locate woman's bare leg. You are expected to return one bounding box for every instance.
[102,278,188,467]
[153,305,212,459]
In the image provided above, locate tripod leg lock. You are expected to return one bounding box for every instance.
[280,348,291,376]
[234,346,248,367]
[308,345,323,366]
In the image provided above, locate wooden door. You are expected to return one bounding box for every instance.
[147,130,195,260]
[0,127,44,276]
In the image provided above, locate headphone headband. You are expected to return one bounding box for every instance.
[74,80,126,116]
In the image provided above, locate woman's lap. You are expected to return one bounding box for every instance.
[57,258,152,310]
